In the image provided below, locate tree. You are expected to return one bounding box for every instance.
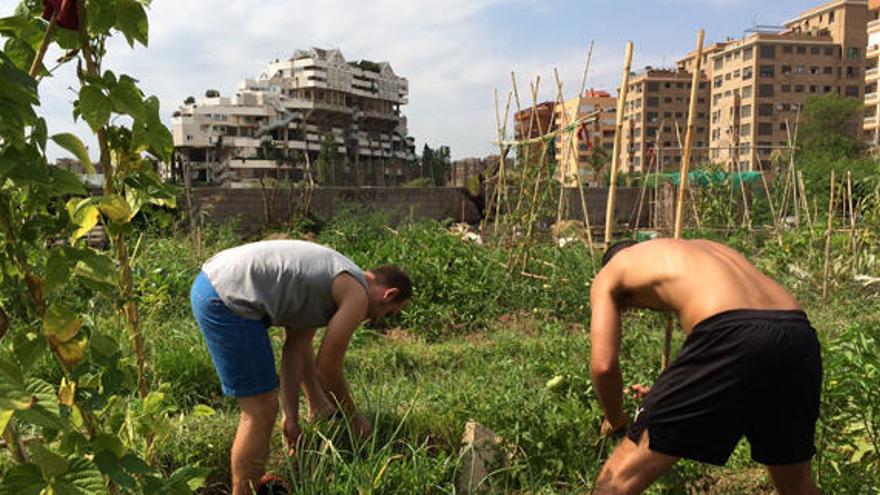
[432,145,451,186]
[315,134,339,185]
[799,94,863,160]
[420,144,434,180]
[205,88,220,98]
[184,95,195,104]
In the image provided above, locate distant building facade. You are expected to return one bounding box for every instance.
[555,90,617,184]
[172,47,416,187]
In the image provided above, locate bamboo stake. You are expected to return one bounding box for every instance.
[846,170,856,259]
[553,68,596,263]
[604,41,634,249]
[822,170,836,300]
[29,11,58,78]
[665,29,704,370]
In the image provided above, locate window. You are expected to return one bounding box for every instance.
[760,45,775,59]
[824,66,833,75]
[757,122,773,136]
[647,112,659,122]
[782,45,793,54]
[758,84,774,97]
[743,47,753,61]
[760,65,775,78]
[829,11,835,23]
[797,46,806,54]
[741,123,752,136]
[824,85,832,94]
[810,66,819,75]
[782,84,791,93]
[676,82,685,89]
[742,85,753,98]
[734,69,741,78]
[846,85,860,97]
[824,47,834,56]
[741,104,752,118]
[847,47,861,60]
[811,46,821,55]
[758,103,774,116]
[795,85,805,93]
[646,96,659,107]
[781,65,791,75]
[725,73,732,81]
[809,86,817,94]
[647,82,660,92]
[743,67,753,80]
[714,76,723,88]
[664,96,673,103]
[714,58,724,70]
[846,66,860,78]
[663,112,672,118]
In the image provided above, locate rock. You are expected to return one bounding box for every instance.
[457,421,505,494]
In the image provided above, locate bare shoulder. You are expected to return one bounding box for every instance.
[331,273,368,307]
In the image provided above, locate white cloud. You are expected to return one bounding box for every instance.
[2,0,670,160]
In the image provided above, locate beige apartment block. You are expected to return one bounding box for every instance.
[677,0,868,170]
[172,48,415,186]
[619,69,711,174]
[867,0,880,143]
[554,90,617,185]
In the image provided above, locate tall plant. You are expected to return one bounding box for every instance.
[0,0,206,492]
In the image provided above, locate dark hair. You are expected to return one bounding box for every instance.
[369,264,412,303]
[601,240,639,267]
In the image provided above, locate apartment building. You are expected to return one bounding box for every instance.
[553,90,617,184]
[172,47,416,186]
[513,101,556,167]
[619,69,711,173]
[677,0,869,170]
[867,0,880,143]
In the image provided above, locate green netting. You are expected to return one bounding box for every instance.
[652,170,763,186]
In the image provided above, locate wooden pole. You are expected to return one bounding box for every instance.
[665,29,704,370]
[822,170,836,300]
[846,170,857,260]
[673,29,705,240]
[604,41,634,249]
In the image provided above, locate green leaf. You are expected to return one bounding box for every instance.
[95,195,132,223]
[78,85,112,132]
[109,74,144,121]
[94,450,137,490]
[115,0,149,47]
[0,409,12,436]
[92,432,125,458]
[29,442,70,478]
[16,378,63,430]
[0,355,31,411]
[67,198,100,244]
[0,15,44,47]
[48,167,87,197]
[51,133,95,174]
[87,0,117,34]
[3,37,36,75]
[120,453,155,475]
[166,465,210,493]
[74,249,117,288]
[45,249,73,294]
[192,404,215,417]
[0,463,45,495]
[43,305,84,343]
[52,457,108,495]
[11,329,46,373]
[144,95,172,161]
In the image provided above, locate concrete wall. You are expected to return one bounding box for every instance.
[188,186,657,236]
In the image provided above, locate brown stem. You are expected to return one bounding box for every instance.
[29,11,58,78]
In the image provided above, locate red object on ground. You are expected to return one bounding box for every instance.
[42,0,79,30]
[257,474,289,495]
[578,122,593,151]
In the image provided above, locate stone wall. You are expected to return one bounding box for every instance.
[188,186,659,236]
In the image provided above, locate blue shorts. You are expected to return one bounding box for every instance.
[190,271,278,398]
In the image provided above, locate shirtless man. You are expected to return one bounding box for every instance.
[190,240,411,495]
[589,239,822,495]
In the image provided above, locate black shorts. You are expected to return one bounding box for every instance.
[627,309,822,466]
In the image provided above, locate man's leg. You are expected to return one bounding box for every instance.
[232,390,279,495]
[593,430,678,495]
[767,461,820,495]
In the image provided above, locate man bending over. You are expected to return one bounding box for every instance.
[589,239,821,495]
[190,240,411,495]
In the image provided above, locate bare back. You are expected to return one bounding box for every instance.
[595,238,801,333]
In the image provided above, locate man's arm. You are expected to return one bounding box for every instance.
[315,274,368,417]
[589,274,627,432]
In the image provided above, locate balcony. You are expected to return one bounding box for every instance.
[869,44,880,59]
[867,67,880,81]
[867,92,880,105]
[869,18,880,32]
[864,115,878,127]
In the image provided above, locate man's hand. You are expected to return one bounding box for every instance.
[626,384,651,400]
[352,413,373,440]
[282,416,302,456]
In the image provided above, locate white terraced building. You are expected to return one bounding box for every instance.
[172,47,416,186]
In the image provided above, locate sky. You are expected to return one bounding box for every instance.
[2,0,826,161]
